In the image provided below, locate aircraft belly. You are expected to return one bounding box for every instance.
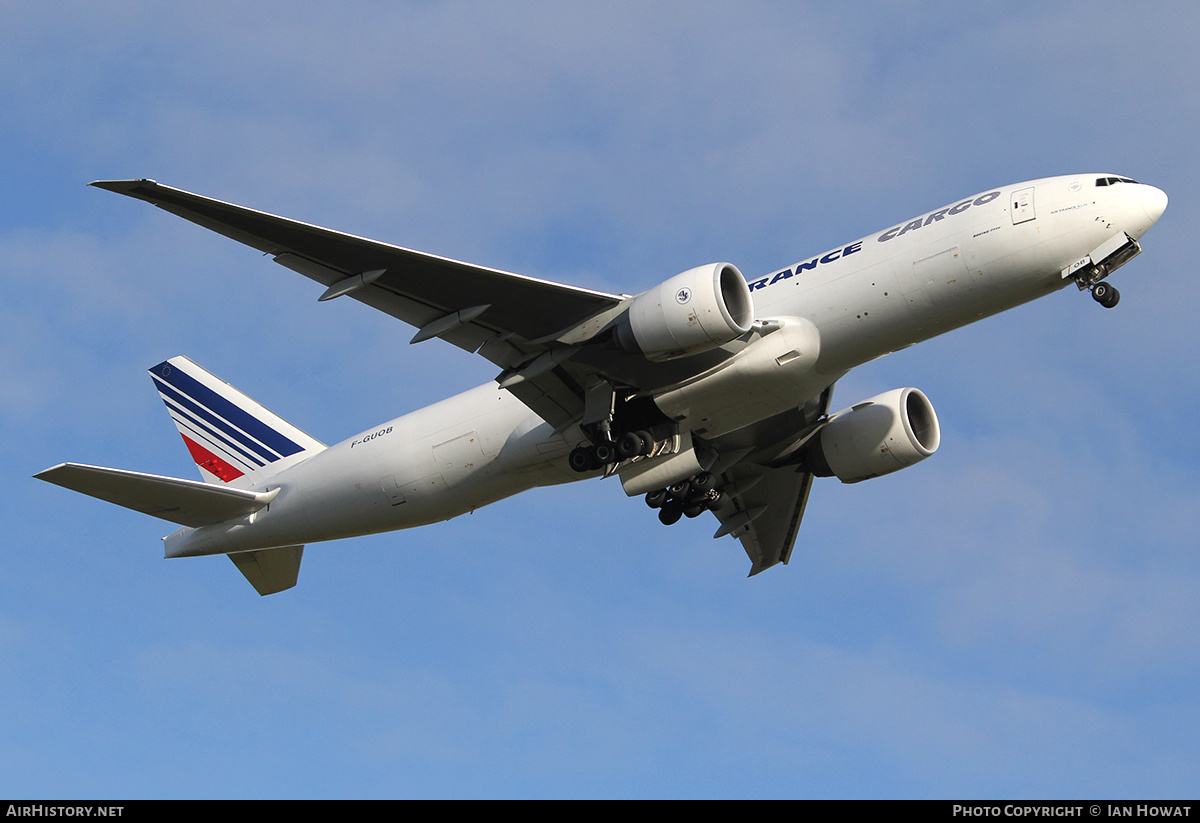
[652,318,827,437]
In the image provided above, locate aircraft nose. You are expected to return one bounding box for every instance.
[1141,184,1168,225]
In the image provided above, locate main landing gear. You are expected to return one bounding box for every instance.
[568,428,727,526]
[644,471,728,525]
[1091,281,1120,309]
[568,430,655,472]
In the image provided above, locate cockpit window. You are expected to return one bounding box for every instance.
[1096,177,1139,186]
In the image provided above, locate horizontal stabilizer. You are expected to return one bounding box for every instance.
[35,462,279,528]
[229,545,303,595]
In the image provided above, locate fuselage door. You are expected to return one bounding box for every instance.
[1011,187,1036,225]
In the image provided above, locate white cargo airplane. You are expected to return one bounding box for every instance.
[37,174,1167,594]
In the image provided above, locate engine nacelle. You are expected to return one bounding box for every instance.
[615,263,754,361]
[808,387,941,484]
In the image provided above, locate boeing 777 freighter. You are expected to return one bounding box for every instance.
[37,174,1167,594]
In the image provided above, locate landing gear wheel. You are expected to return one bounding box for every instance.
[1092,282,1120,309]
[593,442,617,464]
[658,503,683,526]
[634,430,654,455]
[645,488,667,509]
[568,446,595,473]
[616,431,648,460]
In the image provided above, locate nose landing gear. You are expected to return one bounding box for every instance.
[1091,281,1120,309]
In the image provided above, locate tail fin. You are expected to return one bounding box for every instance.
[148,356,325,488]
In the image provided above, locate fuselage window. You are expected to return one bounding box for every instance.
[1096,176,1140,187]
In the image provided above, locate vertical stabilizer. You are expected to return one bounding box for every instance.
[148,356,325,488]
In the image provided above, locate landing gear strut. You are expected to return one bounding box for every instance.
[1091,281,1120,309]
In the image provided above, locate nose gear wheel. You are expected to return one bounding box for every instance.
[1091,282,1120,309]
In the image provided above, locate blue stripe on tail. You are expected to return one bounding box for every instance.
[149,361,305,459]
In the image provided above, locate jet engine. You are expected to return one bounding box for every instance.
[615,263,754,361]
[806,387,940,483]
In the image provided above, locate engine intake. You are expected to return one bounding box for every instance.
[616,263,754,361]
[807,387,940,483]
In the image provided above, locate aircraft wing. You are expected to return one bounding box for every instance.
[92,179,629,427]
[709,386,834,575]
[713,465,818,575]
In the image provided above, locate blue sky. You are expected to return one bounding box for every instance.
[3,1,1198,799]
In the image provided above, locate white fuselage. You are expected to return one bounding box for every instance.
[164,174,1166,558]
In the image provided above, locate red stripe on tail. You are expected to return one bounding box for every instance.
[180,434,244,482]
